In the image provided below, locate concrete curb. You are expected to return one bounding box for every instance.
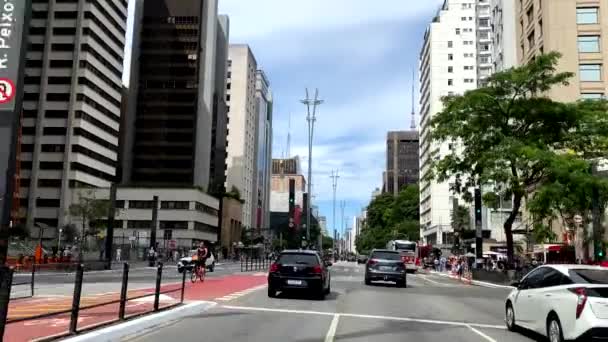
[61,301,217,342]
[429,271,515,289]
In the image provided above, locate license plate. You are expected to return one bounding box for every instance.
[380,266,393,271]
[287,280,303,285]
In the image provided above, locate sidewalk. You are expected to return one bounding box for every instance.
[428,270,515,289]
[4,272,268,342]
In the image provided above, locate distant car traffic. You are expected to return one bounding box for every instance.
[364,249,407,287]
[268,250,332,299]
[177,250,215,273]
[357,255,368,264]
[505,264,608,342]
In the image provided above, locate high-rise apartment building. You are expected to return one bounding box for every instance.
[477,0,494,84]
[491,0,518,72]
[121,0,221,189]
[19,0,129,233]
[383,131,419,196]
[517,0,608,101]
[225,44,260,228]
[419,0,479,245]
[253,70,272,230]
[209,15,230,191]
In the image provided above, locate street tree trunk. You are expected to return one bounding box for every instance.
[504,193,523,265]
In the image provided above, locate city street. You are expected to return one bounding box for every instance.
[124,262,537,342]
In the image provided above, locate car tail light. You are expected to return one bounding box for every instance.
[368,259,378,265]
[415,258,421,266]
[269,263,280,273]
[312,265,323,274]
[569,287,588,319]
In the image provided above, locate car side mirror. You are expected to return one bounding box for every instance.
[510,281,520,288]
[325,261,333,267]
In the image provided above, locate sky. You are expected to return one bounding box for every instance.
[124,0,444,236]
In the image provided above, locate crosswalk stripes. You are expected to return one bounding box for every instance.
[214,284,268,302]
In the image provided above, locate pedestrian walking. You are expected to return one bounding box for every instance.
[116,248,122,262]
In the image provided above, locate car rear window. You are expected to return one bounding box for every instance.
[278,253,319,265]
[371,251,401,260]
[568,269,608,284]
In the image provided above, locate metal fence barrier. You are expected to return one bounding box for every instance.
[240,256,271,272]
[0,261,186,341]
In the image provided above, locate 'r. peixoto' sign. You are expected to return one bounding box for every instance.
[0,0,26,111]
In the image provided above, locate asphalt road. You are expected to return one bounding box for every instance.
[10,261,245,298]
[123,262,538,342]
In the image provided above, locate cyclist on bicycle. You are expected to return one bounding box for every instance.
[195,242,208,274]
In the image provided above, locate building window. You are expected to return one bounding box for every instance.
[455,28,460,35]
[464,79,474,83]
[527,31,535,48]
[577,7,599,24]
[447,41,453,48]
[578,35,600,53]
[581,93,604,100]
[127,220,152,229]
[195,202,219,216]
[448,79,453,86]
[161,201,189,210]
[159,221,188,230]
[129,200,155,209]
[580,64,602,81]
[448,66,453,73]
[448,53,453,60]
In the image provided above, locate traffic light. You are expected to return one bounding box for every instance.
[474,188,482,225]
[596,243,605,260]
[288,179,295,229]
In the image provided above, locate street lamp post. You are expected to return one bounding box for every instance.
[301,88,323,247]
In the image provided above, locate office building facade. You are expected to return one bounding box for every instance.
[19,0,129,235]
[419,0,479,245]
[118,0,227,245]
[225,44,258,228]
[121,0,220,189]
[253,70,272,230]
[491,0,518,72]
[383,131,419,196]
[517,0,608,101]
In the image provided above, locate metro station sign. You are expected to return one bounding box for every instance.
[0,0,27,111]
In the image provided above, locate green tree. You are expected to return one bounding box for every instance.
[426,52,608,263]
[69,190,110,254]
[355,185,420,253]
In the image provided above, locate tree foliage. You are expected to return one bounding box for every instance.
[427,52,608,263]
[69,190,111,238]
[356,185,420,253]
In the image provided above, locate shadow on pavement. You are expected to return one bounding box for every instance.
[183,310,249,320]
[513,326,545,341]
[275,290,340,301]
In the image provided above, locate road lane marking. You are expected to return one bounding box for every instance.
[324,314,340,342]
[415,274,445,286]
[220,305,506,330]
[467,325,498,342]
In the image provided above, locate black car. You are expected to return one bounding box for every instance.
[268,250,332,299]
[364,249,407,287]
[357,255,368,264]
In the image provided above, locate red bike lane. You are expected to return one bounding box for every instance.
[4,273,268,342]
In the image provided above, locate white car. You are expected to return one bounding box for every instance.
[505,264,608,342]
[177,250,215,273]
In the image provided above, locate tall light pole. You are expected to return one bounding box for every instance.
[330,170,339,255]
[301,88,323,246]
[340,201,346,255]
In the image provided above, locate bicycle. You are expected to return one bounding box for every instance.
[191,262,206,283]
